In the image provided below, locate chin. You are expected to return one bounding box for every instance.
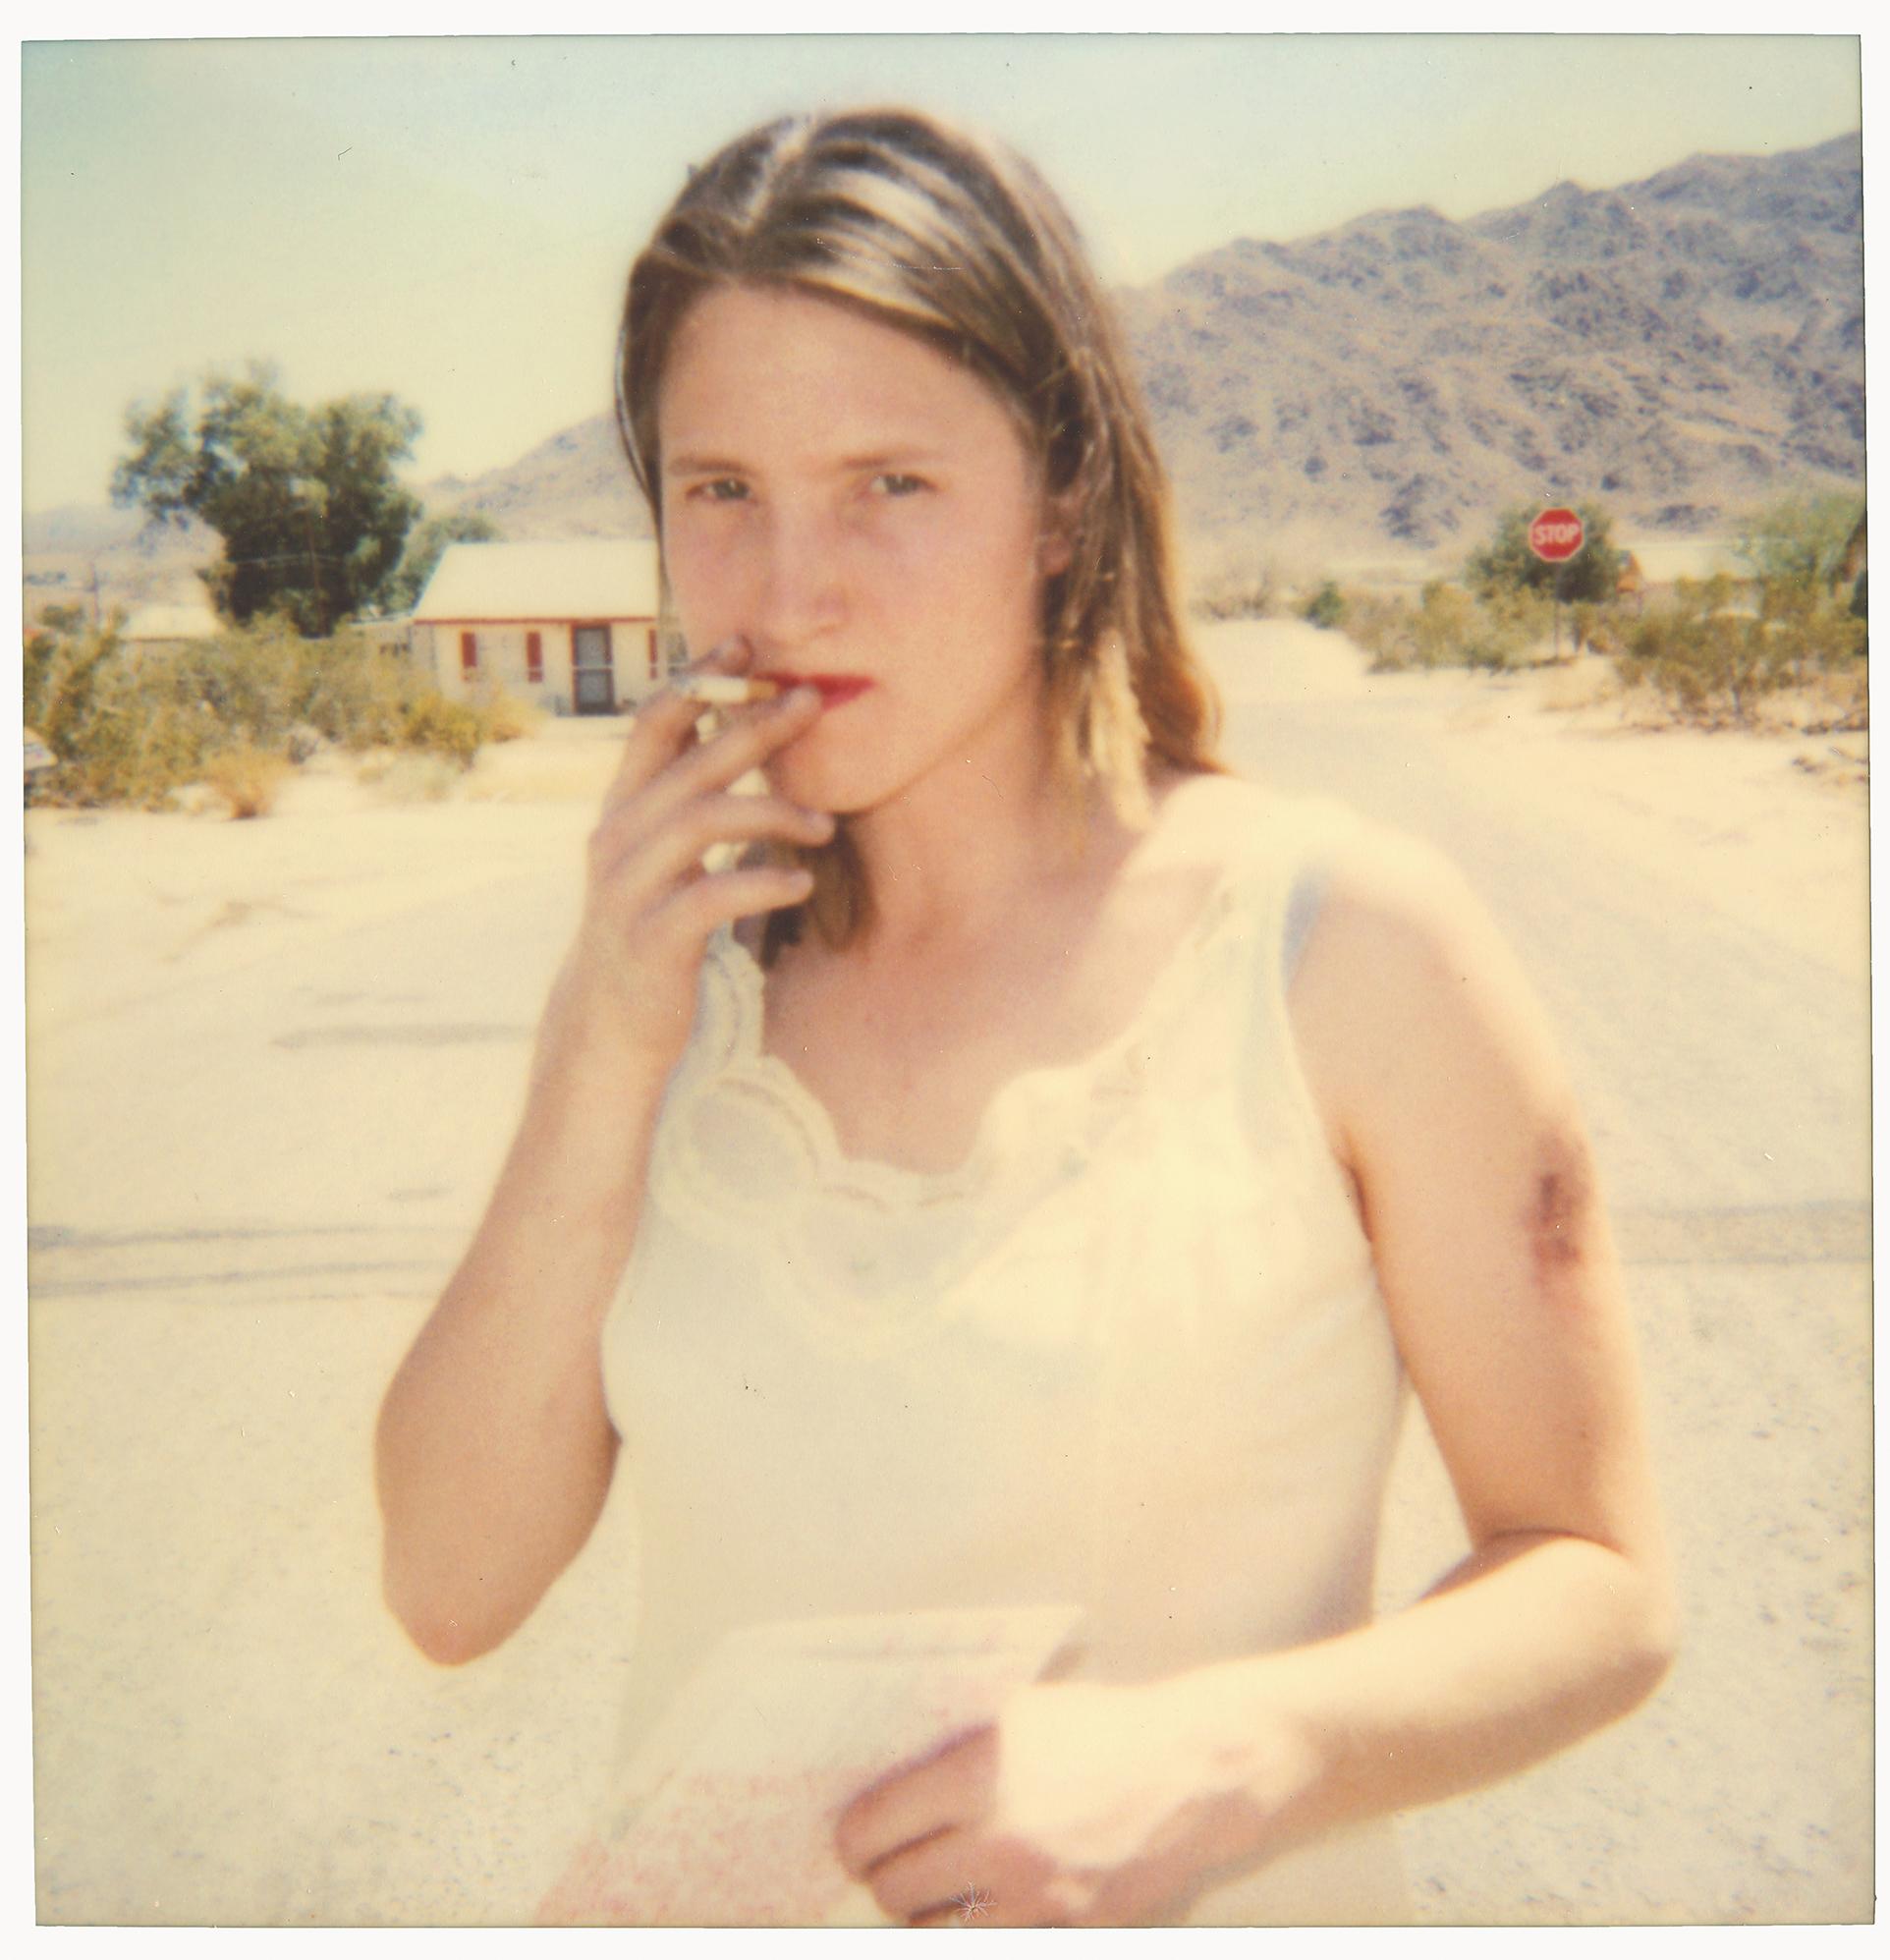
[766,738,891,817]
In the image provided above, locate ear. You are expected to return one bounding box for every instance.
[1036,490,1080,578]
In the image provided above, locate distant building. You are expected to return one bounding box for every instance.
[1614,538,1747,588]
[119,598,223,651]
[411,539,669,715]
[353,616,414,659]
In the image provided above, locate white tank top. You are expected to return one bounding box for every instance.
[576,790,1412,1926]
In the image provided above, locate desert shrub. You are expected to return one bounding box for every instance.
[1341,581,1553,673]
[1300,581,1347,630]
[1189,542,1280,621]
[1465,584,1550,669]
[401,693,486,767]
[298,631,427,751]
[23,603,92,732]
[1414,582,1538,669]
[1407,582,1478,667]
[1342,592,1418,671]
[203,744,293,818]
[46,679,217,809]
[1618,577,1783,726]
[22,608,494,807]
[472,687,545,744]
[170,616,308,751]
[1570,600,1628,657]
[24,615,219,808]
[1754,577,1867,685]
[1618,572,1867,727]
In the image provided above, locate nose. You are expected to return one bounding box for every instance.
[750,501,847,657]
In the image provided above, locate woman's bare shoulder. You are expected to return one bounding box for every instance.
[1302,814,1483,948]
[1147,772,1447,898]
[1143,770,1343,865]
[1289,814,1569,1163]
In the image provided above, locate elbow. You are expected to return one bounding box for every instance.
[380,1548,517,1668]
[1612,1555,1682,1713]
[405,1619,499,1669]
[385,1579,507,1668]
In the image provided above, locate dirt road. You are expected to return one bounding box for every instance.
[26,622,1872,1923]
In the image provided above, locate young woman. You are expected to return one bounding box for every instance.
[374,108,1675,1928]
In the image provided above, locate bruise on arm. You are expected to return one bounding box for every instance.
[1527,1123,1598,1289]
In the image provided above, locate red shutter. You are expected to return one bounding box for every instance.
[460,631,477,675]
[527,631,543,683]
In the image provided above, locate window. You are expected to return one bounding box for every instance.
[460,631,477,675]
[527,630,543,684]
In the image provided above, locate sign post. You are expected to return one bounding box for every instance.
[1529,507,1586,659]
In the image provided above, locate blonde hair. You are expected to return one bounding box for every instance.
[616,107,1224,948]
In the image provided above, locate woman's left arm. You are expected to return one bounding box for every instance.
[1157,823,1679,1846]
[834,829,1677,1925]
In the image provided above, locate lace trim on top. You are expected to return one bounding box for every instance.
[696,856,1252,1200]
[638,856,1284,1347]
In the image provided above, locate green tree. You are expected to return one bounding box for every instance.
[112,363,422,637]
[1734,486,1865,593]
[1464,503,1623,607]
[384,508,503,614]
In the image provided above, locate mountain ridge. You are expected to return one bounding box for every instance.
[28,133,1862,603]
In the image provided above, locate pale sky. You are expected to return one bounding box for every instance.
[20,32,1862,513]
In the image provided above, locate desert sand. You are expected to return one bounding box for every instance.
[25,621,1872,1925]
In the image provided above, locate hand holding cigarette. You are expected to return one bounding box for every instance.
[535,639,831,1078]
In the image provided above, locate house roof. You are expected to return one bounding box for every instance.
[1616,538,1745,587]
[414,539,661,624]
[120,601,222,642]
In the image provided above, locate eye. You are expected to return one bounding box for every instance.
[869,472,928,498]
[685,477,750,505]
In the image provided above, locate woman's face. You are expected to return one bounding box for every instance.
[655,284,1066,815]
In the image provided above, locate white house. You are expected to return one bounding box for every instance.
[412,539,667,716]
[119,598,223,652]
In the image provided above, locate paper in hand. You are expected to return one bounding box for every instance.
[539,1603,1084,1927]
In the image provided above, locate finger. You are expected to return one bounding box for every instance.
[859,1828,980,1924]
[601,689,720,811]
[640,685,825,822]
[645,861,815,950]
[909,1905,968,1928]
[598,639,753,811]
[590,792,834,895]
[834,1726,993,1883]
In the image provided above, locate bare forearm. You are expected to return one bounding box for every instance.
[375,1033,670,1661]
[1164,1533,1678,1864]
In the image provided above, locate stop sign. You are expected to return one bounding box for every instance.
[1529,508,1585,562]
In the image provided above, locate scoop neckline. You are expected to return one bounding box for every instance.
[710,846,1256,1202]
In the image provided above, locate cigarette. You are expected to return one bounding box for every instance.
[676,675,781,705]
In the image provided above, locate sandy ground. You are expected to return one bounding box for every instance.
[25,624,1872,1924]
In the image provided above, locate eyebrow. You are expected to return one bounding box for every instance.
[661,453,750,477]
[661,447,953,477]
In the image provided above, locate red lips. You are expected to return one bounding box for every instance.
[770,671,874,706]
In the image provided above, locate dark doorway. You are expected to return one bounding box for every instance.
[571,624,615,714]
